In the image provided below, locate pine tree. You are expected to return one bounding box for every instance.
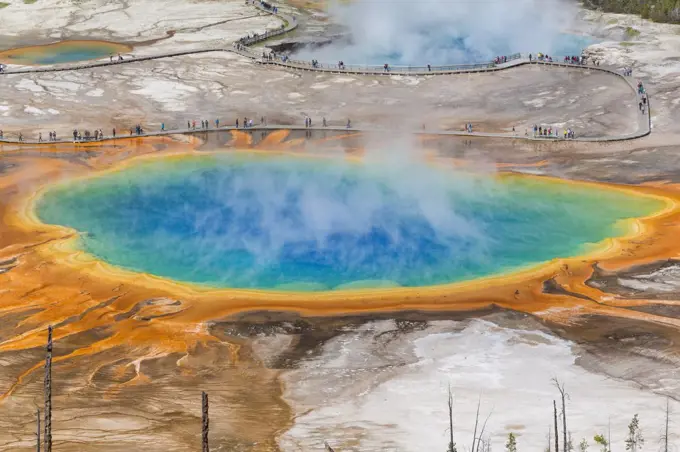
[625,414,644,452]
[505,433,517,452]
[593,434,609,452]
[578,438,588,452]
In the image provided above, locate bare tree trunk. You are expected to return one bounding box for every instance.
[475,411,493,452]
[548,424,552,452]
[448,384,454,451]
[201,391,209,452]
[44,326,52,452]
[471,397,480,452]
[664,398,670,452]
[554,400,559,452]
[553,380,568,452]
[36,408,40,452]
[324,441,336,452]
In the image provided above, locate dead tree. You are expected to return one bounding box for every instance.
[553,379,569,452]
[471,397,481,452]
[475,410,493,452]
[447,384,456,452]
[324,441,336,452]
[201,391,209,452]
[554,400,559,452]
[44,326,52,452]
[36,408,40,452]
[662,398,670,452]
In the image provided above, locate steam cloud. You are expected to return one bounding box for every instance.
[293,0,584,65]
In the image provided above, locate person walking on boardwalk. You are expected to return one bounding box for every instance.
[216,118,220,128]
[323,117,327,127]
[236,118,239,128]
[346,119,351,129]
[39,132,43,142]
[161,123,165,131]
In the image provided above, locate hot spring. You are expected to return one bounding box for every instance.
[292,0,595,66]
[37,153,661,291]
[0,40,131,65]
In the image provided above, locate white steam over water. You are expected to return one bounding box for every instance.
[294,0,586,65]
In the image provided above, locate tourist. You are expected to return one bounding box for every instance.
[118,53,123,62]
[192,120,196,130]
[427,64,431,72]
[244,117,248,128]
[215,118,220,128]
[110,55,113,63]
[323,117,327,127]
[112,128,116,138]
[161,123,165,131]
[248,118,253,128]
[19,133,23,142]
[260,116,264,126]
[384,63,389,72]
[38,133,43,143]
[0,130,3,139]
[346,119,351,129]
[236,118,239,128]
[73,129,78,141]
[529,53,532,62]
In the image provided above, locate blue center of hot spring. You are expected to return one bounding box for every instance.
[37,154,660,291]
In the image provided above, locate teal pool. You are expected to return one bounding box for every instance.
[0,40,131,65]
[37,154,662,291]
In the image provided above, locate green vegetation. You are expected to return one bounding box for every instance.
[0,1,9,7]
[607,18,619,24]
[620,41,640,46]
[593,434,610,452]
[625,414,644,451]
[505,433,517,452]
[626,26,641,37]
[23,0,37,4]
[586,0,680,24]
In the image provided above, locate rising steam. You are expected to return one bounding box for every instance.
[293,0,584,65]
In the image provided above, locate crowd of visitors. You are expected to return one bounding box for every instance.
[531,124,576,139]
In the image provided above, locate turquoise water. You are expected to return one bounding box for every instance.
[37,154,660,291]
[0,41,128,65]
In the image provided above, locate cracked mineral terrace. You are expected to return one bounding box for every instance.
[3,0,680,451]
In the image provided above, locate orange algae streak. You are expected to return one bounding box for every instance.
[229,130,253,147]
[2,135,680,412]
[256,129,290,147]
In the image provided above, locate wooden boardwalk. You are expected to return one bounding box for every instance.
[0,1,651,144]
